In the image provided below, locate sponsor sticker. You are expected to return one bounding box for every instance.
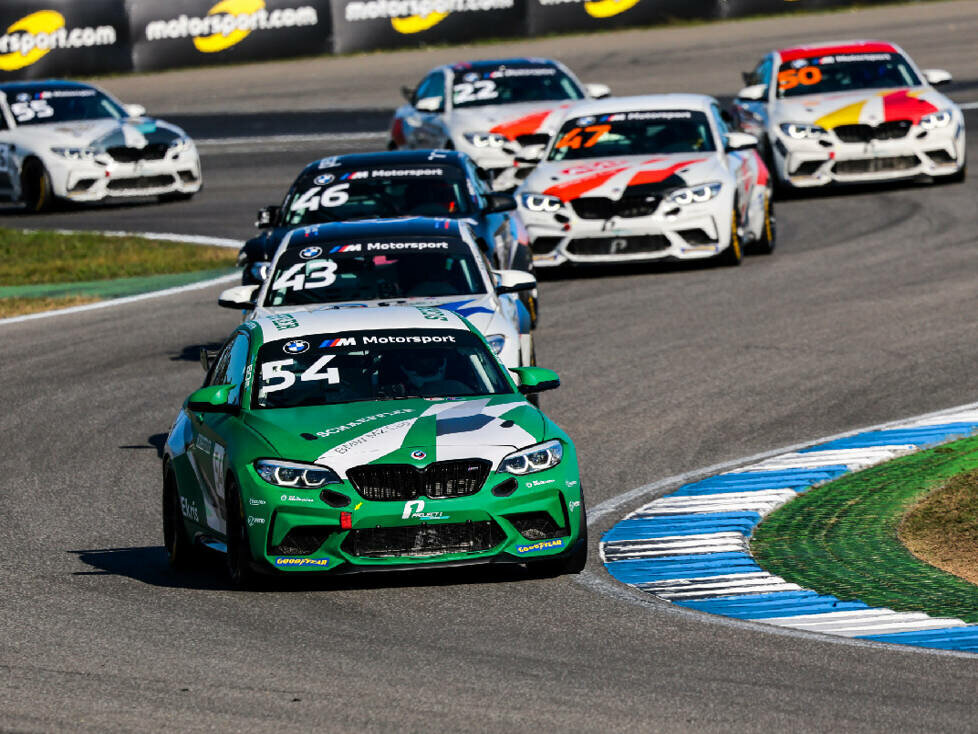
[401,499,448,521]
[314,174,334,186]
[274,557,330,567]
[315,408,414,438]
[283,339,309,354]
[280,494,315,503]
[515,538,566,554]
[411,450,427,460]
[362,334,455,345]
[180,496,200,522]
[268,313,299,331]
[299,245,323,259]
[247,516,265,526]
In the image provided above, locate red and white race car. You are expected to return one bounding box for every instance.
[516,94,774,268]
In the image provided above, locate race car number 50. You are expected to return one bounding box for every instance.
[778,66,822,91]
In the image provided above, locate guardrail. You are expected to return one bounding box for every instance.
[0,0,911,81]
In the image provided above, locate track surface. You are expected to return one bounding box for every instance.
[3,3,978,730]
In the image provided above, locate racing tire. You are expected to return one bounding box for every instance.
[21,159,54,213]
[717,209,743,267]
[162,466,201,571]
[225,477,260,588]
[750,191,776,256]
[531,505,588,576]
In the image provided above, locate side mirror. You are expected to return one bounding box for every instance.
[509,366,560,394]
[187,384,237,413]
[401,85,415,102]
[124,103,146,118]
[585,83,611,99]
[494,269,536,294]
[255,205,280,229]
[741,71,753,85]
[484,193,517,213]
[923,68,952,86]
[415,96,443,112]
[736,84,767,102]
[199,346,215,371]
[218,284,259,310]
[725,131,759,151]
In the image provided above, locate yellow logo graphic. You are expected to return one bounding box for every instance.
[391,11,450,33]
[584,0,641,18]
[0,10,64,71]
[194,0,264,53]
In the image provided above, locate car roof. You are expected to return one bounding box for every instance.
[448,57,559,72]
[0,79,95,93]
[251,305,472,342]
[301,150,466,177]
[557,93,716,119]
[776,40,900,63]
[281,217,464,248]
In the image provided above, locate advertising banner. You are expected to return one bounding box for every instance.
[127,0,331,72]
[0,0,131,80]
[526,0,716,35]
[331,0,528,55]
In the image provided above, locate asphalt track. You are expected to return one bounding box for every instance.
[3,2,978,730]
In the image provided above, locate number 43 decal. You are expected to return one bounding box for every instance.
[272,260,338,291]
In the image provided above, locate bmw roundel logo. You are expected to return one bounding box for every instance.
[411,450,427,461]
[314,174,335,185]
[299,246,322,260]
[576,116,596,126]
[283,339,309,354]
[463,72,479,82]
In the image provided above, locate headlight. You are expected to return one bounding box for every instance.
[486,334,506,354]
[168,136,193,154]
[499,440,563,475]
[51,146,96,161]
[249,261,270,282]
[667,182,722,205]
[779,122,826,140]
[254,459,341,489]
[463,131,508,148]
[520,193,562,213]
[920,110,952,130]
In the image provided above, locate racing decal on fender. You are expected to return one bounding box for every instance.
[584,0,642,18]
[544,166,629,201]
[515,538,565,554]
[0,10,117,71]
[881,89,938,125]
[544,158,705,201]
[627,159,704,186]
[490,109,555,140]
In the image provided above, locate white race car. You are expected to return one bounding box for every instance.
[0,80,202,212]
[517,94,774,268]
[218,217,538,372]
[732,40,966,189]
[388,58,609,191]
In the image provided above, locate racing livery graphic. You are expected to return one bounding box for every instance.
[517,94,774,267]
[389,58,610,190]
[162,307,586,584]
[0,79,202,210]
[732,40,966,188]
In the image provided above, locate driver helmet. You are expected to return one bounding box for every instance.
[401,352,447,388]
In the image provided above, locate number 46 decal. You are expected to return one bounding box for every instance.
[291,183,350,212]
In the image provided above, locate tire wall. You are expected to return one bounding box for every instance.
[0,0,931,80]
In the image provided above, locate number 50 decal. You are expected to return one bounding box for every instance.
[778,66,823,91]
[259,355,340,398]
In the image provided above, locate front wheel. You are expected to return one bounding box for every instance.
[751,191,776,255]
[21,159,54,213]
[225,478,260,587]
[162,467,201,571]
[717,208,743,267]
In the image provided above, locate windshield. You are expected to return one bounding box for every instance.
[254,328,512,408]
[265,236,485,307]
[281,165,475,226]
[777,53,921,98]
[547,110,716,161]
[451,64,584,108]
[4,85,125,126]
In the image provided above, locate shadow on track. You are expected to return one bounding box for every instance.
[119,433,168,459]
[170,342,225,363]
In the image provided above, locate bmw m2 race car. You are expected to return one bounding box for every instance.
[162,307,585,584]
[219,218,538,371]
[389,58,610,190]
[732,40,966,189]
[0,80,202,212]
[517,94,774,268]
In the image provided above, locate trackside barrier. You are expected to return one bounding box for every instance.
[0,0,933,81]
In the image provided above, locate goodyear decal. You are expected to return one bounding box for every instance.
[0,10,117,72]
[584,0,642,18]
[516,538,566,554]
[274,557,330,567]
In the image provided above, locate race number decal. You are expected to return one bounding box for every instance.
[259,356,339,398]
[778,66,822,91]
[290,183,351,212]
[452,80,498,104]
[299,355,339,385]
[271,260,338,292]
[10,99,54,123]
[554,124,611,149]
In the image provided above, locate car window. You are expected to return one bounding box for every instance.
[414,72,445,111]
[709,103,729,140]
[4,84,125,125]
[224,333,251,406]
[205,338,235,387]
[451,64,584,108]
[776,51,921,98]
[548,110,716,161]
[747,56,773,89]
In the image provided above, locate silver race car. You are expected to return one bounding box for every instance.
[517,94,774,268]
[732,40,966,189]
[389,58,609,190]
[0,80,202,211]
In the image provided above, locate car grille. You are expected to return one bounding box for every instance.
[505,511,566,540]
[566,235,670,256]
[106,143,170,162]
[530,236,562,255]
[832,120,911,143]
[106,174,175,191]
[833,156,918,175]
[269,526,333,556]
[346,460,491,501]
[342,520,506,558]
[571,193,661,219]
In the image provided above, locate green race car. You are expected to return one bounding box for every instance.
[162,306,585,584]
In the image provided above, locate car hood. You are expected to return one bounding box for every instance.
[258,293,497,321]
[20,116,187,151]
[243,395,544,475]
[773,86,948,129]
[521,152,723,201]
[449,101,574,140]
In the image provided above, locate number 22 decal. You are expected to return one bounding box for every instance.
[453,80,497,104]
[259,355,340,398]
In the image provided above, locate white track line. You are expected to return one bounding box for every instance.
[959,101,978,110]
[196,131,387,148]
[41,229,241,249]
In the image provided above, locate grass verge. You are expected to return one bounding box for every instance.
[0,295,102,318]
[752,433,978,623]
[901,468,978,586]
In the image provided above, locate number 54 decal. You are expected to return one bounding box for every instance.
[259,355,340,398]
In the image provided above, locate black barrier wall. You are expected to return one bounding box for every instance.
[0,0,939,81]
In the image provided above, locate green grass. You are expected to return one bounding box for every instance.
[0,294,102,318]
[752,433,978,623]
[0,228,236,286]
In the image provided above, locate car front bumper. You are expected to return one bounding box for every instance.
[49,148,203,201]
